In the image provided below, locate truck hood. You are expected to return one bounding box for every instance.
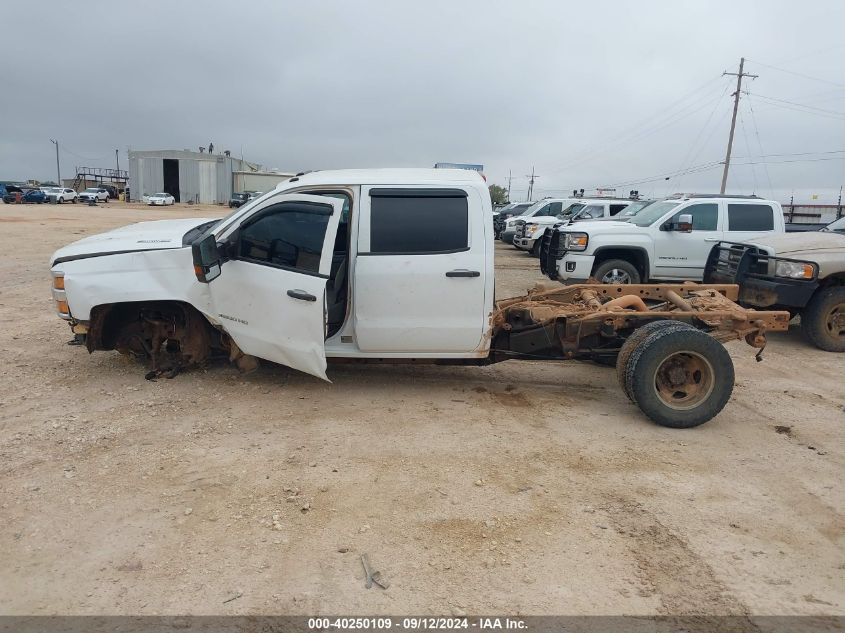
[51,217,217,265]
[559,220,645,234]
[745,231,845,256]
[524,215,561,225]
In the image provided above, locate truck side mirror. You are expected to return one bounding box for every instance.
[676,213,693,232]
[192,233,222,283]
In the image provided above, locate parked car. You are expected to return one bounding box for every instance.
[78,187,109,203]
[704,215,845,351]
[3,188,47,204]
[540,194,786,284]
[513,198,625,255]
[48,168,788,428]
[229,192,250,208]
[99,184,118,200]
[498,201,542,243]
[147,192,175,206]
[493,202,534,239]
[43,187,78,203]
[247,191,264,201]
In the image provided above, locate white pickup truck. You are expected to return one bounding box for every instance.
[514,198,648,255]
[539,194,786,284]
[49,169,790,428]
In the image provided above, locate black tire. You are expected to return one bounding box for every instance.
[593,259,641,284]
[625,327,734,429]
[616,320,696,400]
[72,198,77,204]
[802,287,845,352]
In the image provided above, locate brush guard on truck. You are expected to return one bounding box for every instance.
[490,283,790,428]
[538,227,566,279]
[703,241,820,308]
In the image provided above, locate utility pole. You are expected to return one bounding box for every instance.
[838,185,843,219]
[506,169,513,202]
[49,139,60,186]
[720,57,758,194]
[115,149,120,174]
[526,166,538,201]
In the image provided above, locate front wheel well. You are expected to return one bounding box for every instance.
[818,273,845,289]
[592,248,648,280]
[88,300,218,366]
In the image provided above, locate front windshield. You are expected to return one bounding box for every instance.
[628,201,682,226]
[84,188,98,192]
[559,203,584,218]
[573,204,604,220]
[823,217,845,232]
[618,200,652,217]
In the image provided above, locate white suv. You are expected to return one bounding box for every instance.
[43,187,79,203]
[540,194,786,284]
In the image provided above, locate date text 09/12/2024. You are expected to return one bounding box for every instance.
[307,617,527,630]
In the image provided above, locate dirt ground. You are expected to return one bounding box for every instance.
[0,201,843,616]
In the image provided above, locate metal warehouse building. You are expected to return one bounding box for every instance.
[128,150,293,204]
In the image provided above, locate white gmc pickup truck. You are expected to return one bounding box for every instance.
[49,169,790,428]
[539,194,786,284]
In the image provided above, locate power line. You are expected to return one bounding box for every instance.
[675,80,732,191]
[746,59,845,90]
[732,149,845,159]
[738,107,758,194]
[746,92,845,118]
[747,96,845,122]
[546,75,727,176]
[600,160,724,190]
[744,94,774,199]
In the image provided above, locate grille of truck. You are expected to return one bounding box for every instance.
[514,219,526,238]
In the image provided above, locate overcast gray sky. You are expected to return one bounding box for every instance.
[3,0,844,203]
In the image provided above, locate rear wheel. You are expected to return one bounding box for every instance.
[593,259,641,284]
[624,327,734,428]
[616,320,695,400]
[802,287,845,352]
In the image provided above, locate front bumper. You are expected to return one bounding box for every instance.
[514,237,535,250]
[737,276,819,308]
[556,253,595,282]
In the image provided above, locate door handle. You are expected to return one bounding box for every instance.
[287,289,317,302]
[445,270,481,278]
[704,238,721,242]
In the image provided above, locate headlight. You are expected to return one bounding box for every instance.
[525,223,538,236]
[775,260,816,279]
[563,232,589,251]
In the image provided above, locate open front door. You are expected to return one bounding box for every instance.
[208,194,344,380]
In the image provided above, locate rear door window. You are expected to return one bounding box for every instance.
[369,189,468,254]
[727,203,775,231]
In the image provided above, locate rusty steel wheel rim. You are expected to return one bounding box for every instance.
[653,350,715,411]
[825,303,845,339]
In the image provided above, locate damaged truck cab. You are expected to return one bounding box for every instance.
[51,169,790,428]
